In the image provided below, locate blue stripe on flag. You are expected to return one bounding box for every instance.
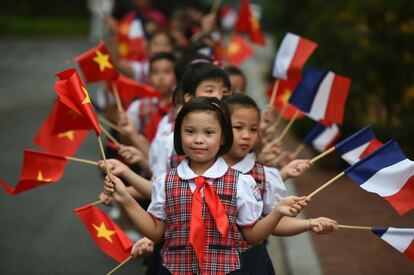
[371,227,388,237]
[335,125,375,155]
[303,123,327,145]
[289,68,326,112]
[345,140,406,185]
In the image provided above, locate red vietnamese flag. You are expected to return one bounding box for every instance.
[0,149,68,195]
[117,11,147,61]
[54,69,102,136]
[227,33,254,66]
[75,41,118,83]
[235,0,266,46]
[34,100,89,157]
[112,75,161,109]
[74,204,133,263]
[267,79,304,120]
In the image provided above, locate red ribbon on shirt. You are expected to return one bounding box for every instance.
[189,176,230,271]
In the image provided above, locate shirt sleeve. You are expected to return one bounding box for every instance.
[147,173,166,221]
[236,173,264,226]
[149,136,170,181]
[126,100,141,132]
[262,167,287,215]
[130,61,145,82]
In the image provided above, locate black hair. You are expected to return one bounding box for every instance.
[174,96,233,157]
[180,62,231,97]
[225,66,247,91]
[149,52,177,73]
[222,93,261,118]
[174,52,213,83]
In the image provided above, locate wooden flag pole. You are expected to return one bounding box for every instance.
[269,79,280,107]
[211,0,222,13]
[111,82,124,113]
[272,103,287,130]
[310,146,336,164]
[291,143,305,159]
[338,224,372,230]
[101,125,121,146]
[106,256,133,275]
[65,156,98,166]
[275,109,300,143]
[98,115,123,133]
[307,171,345,199]
[90,200,104,206]
[97,135,111,175]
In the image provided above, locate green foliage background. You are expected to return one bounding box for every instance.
[262,0,414,155]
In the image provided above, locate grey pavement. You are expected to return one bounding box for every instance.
[0,38,322,274]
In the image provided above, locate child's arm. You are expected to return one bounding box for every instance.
[117,111,150,157]
[280,159,312,180]
[240,195,309,246]
[98,159,153,199]
[104,174,165,243]
[272,216,338,236]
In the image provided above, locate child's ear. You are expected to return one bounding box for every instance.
[183,93,193,103]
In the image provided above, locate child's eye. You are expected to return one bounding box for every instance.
[251,128,258,133]
[233,125,242,130]
[205,89,214,94]
[205,129,215,135]
[185,128,194,134]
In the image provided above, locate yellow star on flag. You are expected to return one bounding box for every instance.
[93,50,113,72]
[281,89,292,104]
[250,16,260,30]
[118,43,129,57]
[57,130,75,141]
[37,171,52,182]
[81,87,91,105]
[228,42,241,55]
[119,23,130,36]
[93,222,116,243]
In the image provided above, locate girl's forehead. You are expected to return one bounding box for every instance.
[182,110,219,123]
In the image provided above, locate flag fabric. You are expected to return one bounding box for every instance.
[0,149,68,195]
[74,204,133,263]
[34,100,89,157]
[55,69,102,135]
[269,78,304,120]
[226,33,254,66]
[235,0,266,46]
[289,69,351,125]
[75,41,118,83]
[117,11,147,61]
[371,227,414,262]
[272,33,318,80]
[220,6,237,30]
[335,125,379,165]
[303,123,340,152]
[345,140,414,215]
[359,139,383,160]
[111,75,161,109]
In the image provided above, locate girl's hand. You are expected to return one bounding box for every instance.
[98,159,129,177]
[117,112,136,137]
[131,237,155,258]
[309,217,338,234]
[118,145,145,165]
[103,174,130,204]
[276,196,310,217]
[280,159,312,180]
[99,191,113,205]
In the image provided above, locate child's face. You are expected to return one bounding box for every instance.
[181,111,222,166]
[150,59,176,95]
[228,106,259,160]
[194,79,229,100]
[229,74,246,93]
[148,34,174,57]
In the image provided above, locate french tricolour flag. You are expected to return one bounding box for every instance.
[289,68,351,125]
[303,123,340,152]
[345,140,414,215]
[272,33,318,80]
[335,125,380,165]
[371,227,414,262]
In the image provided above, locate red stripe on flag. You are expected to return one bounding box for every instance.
[403,239,414,262]
[384,175,414,215]
[287,37,318,80]
[322,74,351,125]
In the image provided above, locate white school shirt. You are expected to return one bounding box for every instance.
[130,60,149,82]
[126,98,159,133]
[148,157,263,226]
[232,153,287,215]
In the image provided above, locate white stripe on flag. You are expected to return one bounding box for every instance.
[129,20,145,39]
[307,72,334,121]
[382,228,414,253]
[313,124,339,152]
[341,142,370,165]
[360,158,414,196]
[273,33,299,79]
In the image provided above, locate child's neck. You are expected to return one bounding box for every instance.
[189,158,216,176]
[222,154,243,167]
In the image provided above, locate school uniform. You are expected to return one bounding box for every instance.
[148,157,263,275]
[232,152,287,275]
[130,60,149,83]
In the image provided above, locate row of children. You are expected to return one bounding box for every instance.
[90,1,338,274]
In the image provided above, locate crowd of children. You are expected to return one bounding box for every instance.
[95,1,338,274]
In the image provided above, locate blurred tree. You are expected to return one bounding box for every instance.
[263,0,414,154]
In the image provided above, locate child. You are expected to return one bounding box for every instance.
[222,93,338,274]
[225,66,247,93]
[104,97,309,274]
